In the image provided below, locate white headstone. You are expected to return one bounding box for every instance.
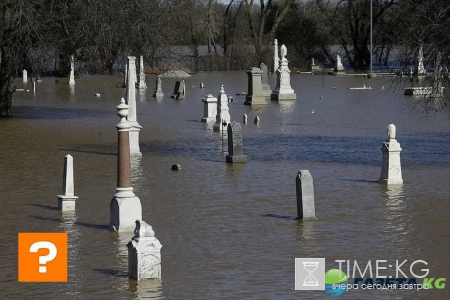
[153,76,164,98]
[379,124,403,185]
[138,55,147,89]
[127,220,162,279]
[271,45,296,101]
[126,56,142,156]
[213,85,231,132]
[69,55,75,85]
[296,170,316,220]
[201,94,217,123]
[56,154,78,211]
[22,70,27,83]
[335,55,344,72]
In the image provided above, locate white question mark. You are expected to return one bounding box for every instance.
[29,241,58,273]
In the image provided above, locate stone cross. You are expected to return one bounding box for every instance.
[69,55,75,86]
[125,56,142,156]
[226,122,247,163]
[127,220,162,279]
[213,85,231,132]
[244,67,266,105]
[379,124,403,185]
[138,55,147,89]
[23,70,27,83]
[273,39,279,73]
[201,94,217,123]
[110,98,142,232]
[296,170,316,220]
[153,76,164,98]
[56,154,78,211]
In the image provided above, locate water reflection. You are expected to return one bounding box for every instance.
[128,278,163,299]
[138,88,146,102]
[131,156,144,191]
[295,220,316,242]
[69,85,75,102]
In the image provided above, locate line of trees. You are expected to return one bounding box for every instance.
[1,0,449,117]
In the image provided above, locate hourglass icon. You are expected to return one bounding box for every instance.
[302,261,319,286]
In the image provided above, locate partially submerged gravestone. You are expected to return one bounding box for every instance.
[296,170,316,220]
[138,55,147,89]
[153,76,164,98]
[201,94,217,123]
[171,80,185,100]
[226,122,247,163]
[56,154,78,211]
[213,85,231,132]
[125,56,142,156]
[69,55,75,86]
[23,70,27,83]
[254,116,260,124]
[378,124,403,185]
[243,114,248,124]
[334,54,344,72]
[127,220,162,280]
[244,67,266,105]
[110,98,143,232]
[260,63,271,98]
[271,45,296,101]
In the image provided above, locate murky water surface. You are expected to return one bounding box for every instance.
[0,72,449,299]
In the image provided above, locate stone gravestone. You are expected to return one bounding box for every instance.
[153,76,164,98]
[334,55,344,72]
[56,154,78,211]
[271,45,296,101]
[226,122,247,163]
[127,220,162,279]
[201,94,217,123]
[417,45,426,76]
[273,39,279,74]
[243,114,248,124]
[296,170,316,220]
[138,55,147,89]
[213,85,231,131]
[378,124,403,185]
[171,80,185,99]
[125,56,142,156]
[260,63,271,97]
[23,70,27,83]
[69,55,75,86]
[244,67,266,105]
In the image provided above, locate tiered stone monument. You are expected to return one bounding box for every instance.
[138,55,147,89]
[201,94,217,123]
[23,70,27,83]
[153,76,164,98]
[378,124,403,185]
[171,80,185,100]
[260,63,271,97]
[69,55,75,86]
[213,85,231,132]
[127,220,162,279]
[110,98,143,232]
[334,55,344,72]
[226,122,247,163]
[125,56,142,156]
[56,154,78,211]
[244,67,266,105]
[271,45,296,101]
[272,39,279,74]
[417,45,426,76]
[296,170,316,220]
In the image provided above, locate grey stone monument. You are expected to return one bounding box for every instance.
[152,76,164,98]
[110,98,143,232]
[171,80,185,100]
[22,70,27,83]
[296,170,316,220]
[379,124,403,185]
[244,67,266,105]
[138,55,147,89]
[243,114,248,124]
[213,85,231,132]
[417,45,426,76]
[201,94,217,123]
[271,45,296,101]
[69,55,75,86]
[56,154,78,211]
[334,55,344,72]
[273,39,279,74]
[127,220,162,280]
[254,116,260,124]
[125,56,142,156]
[226,122,247,163]
[260,63,271,97]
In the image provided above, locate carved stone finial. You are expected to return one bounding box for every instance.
[133,220,155,238]
[220,85,225,94]
[387,124,396,139]
[116,98,131,130]
[280,44,287,59]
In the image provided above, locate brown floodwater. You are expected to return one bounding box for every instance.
[0,71,449,299]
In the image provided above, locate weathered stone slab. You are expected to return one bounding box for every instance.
[379,124,403,185]
[226,122,247,163]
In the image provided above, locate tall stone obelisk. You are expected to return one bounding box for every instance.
[125,56,142,156]
[273,39,279,74]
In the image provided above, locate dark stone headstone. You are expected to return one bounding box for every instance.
[171,164,181,171]
[226,122,247,163]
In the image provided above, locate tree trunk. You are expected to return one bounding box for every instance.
[0,45,14,117]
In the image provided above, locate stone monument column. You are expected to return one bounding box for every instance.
[244,68,266,105]
[23,70,27,83]
[126,56,142,156]
[201,94,217,123]
[378,124,403,185]
[273,39,279,74]
[213,85,231,132]
[69,55,75,85]
[110,98,143,232]
[138,55,147,89]
[417,45,426,76]
[271,45,296,101]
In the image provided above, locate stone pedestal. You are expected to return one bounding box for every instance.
[226,122,247,163]
[201,94,217,122]
[125,57,142,156]
[138,56,147,89]
[56,154,78,211]
[379,124,403,185]
[127,220,162,279]
[153,76,163,98]
[296,170,316,220]
[23,70,28,83]
[244,68,266,105]
[243,114,248,124]
[69,55,75,85]
[271,45,296,101]
[213,85,231,132]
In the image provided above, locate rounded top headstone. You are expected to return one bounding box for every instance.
[387,124,396,139]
